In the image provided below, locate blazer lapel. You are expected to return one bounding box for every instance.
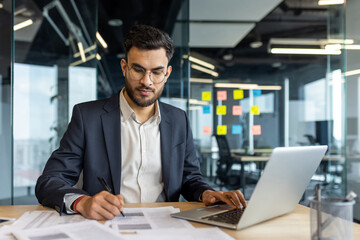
[101,92,121,195]
[159,103,172,201]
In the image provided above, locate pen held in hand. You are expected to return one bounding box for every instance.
[97,177,125,217]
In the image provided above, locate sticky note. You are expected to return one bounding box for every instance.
[253,89,262,97]
[203,126,211,135]
[250,106,260,115]
[203,105,210,114]
[233,90,244,100]
[232,125,242,135]
[232,105,242,116]
[216,106,227,115]
[217,125,227,135]
[252,125,261,135]
[202,92,211,101]
[217,91,227,101]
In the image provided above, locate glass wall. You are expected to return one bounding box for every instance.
[0,0,13,205]
[13,0,98,204]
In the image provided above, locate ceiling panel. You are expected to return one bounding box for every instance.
[189,23,254,47]
[190,0,282,21]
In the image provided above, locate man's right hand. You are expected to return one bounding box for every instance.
[75,191,124,220]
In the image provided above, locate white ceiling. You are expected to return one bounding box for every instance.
[188,0,282,47]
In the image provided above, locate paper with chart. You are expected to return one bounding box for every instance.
[11,211,88,229]
[106,207,193,232]
[11,221,125,240]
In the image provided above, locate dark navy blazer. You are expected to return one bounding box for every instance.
[35,92,212,214]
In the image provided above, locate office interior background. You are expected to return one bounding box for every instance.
[1,0,360,221]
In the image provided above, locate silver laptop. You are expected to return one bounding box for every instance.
[171,145,328,230]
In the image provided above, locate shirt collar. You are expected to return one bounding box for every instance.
[119,88,161,124]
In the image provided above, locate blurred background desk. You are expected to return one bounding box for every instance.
[1,202,359,240]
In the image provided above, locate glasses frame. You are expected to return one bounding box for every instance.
[125,61,168,84]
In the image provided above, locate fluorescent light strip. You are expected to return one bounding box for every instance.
[327,39,354,44]
[70,54,96,66]
[96,53,101,60]
[0,3,3,8]
[215,83,259,89]
[189,99,209,106]
[96,32,108,49]
[14,19,33,31]
[270,48,341,55]
[270,38,354,45]
[318,0,344,5]
[77,42,86,62]
[326,44,360,50]
[215,83,282,90]
[189,56,215,70]
[190,78,214,84]
[191,64,219,77]
[73,44,97,58]
[344,69,360,77]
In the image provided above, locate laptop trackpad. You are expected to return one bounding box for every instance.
[175,204,232,219]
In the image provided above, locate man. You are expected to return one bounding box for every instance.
[35,24,246,220]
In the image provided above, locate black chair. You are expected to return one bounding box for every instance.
[214,135,242,190]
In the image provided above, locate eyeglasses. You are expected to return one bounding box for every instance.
[126,63,167,84]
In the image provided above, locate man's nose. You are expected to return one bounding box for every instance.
[139,72,152,86]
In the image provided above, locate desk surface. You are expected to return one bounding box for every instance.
[1,202,359,240]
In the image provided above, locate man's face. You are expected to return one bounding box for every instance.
[121,47,172,108]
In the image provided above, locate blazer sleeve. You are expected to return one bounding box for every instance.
[35,104,89,214]
[180,112,214,201]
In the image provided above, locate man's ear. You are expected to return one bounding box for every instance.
[164,65,172,83]
[120,59,127,77]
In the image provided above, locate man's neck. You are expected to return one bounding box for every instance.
[123,90,155,124]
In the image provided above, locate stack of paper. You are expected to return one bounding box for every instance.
[0,207,235,240]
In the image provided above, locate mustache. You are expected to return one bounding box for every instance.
[136,86,155,92]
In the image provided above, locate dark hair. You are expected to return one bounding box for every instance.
[124,24,174,62]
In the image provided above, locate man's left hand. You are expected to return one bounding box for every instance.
[201,190,246,209]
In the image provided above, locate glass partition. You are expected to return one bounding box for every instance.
[13,0,98,204]
[0,0,13,205]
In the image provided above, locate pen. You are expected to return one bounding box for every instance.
[97,177,125,217]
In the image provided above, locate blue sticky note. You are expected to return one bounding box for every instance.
[203,105,210,114]
[253,89,262,97]
[232,125,242,135]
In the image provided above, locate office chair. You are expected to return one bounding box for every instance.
[213,135,242,190]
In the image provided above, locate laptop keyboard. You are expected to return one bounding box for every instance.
[202,208,245,225]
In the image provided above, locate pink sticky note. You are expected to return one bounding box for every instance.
[203,126,211,135]
[233,105,242,116]
[217,91,227,101]
[252,125,261,135]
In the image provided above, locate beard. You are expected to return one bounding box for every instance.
[124,78,165,107]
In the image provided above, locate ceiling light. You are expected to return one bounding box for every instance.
[191,64,219,77]
[327,39,354,44]
[250,41,263,48]
[270,48,341,55]
[14,8,27,15]
[73,44,97,58]
[70,54,96,66]
[77,42,86,62]
[215,83,259,89]
[326,44,360,50]
[108,19,123,27]
[190,78,214,84]
[223,53,233,61]
[96,32,108,49]
[254,85,282,90]
[318,0,344,5]
[189,99,209,106]
[96,53,101,61]
[189,56,215,70]
[344,69,360,77]
[14,19,34,31]
[0,3,3,8]
[269,38,354,46]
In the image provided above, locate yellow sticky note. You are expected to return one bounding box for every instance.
[233,90,244,100]
[203,126,211,135]
[250,106,260,115]
[252,125,261,135]
[216,106,227,115]
[202,92,211,101]
[217,125,227,135]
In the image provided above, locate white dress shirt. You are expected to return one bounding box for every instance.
[119,89,164,203]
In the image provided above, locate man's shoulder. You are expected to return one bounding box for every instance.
[159,101,186,115]
[74,93,119,113]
